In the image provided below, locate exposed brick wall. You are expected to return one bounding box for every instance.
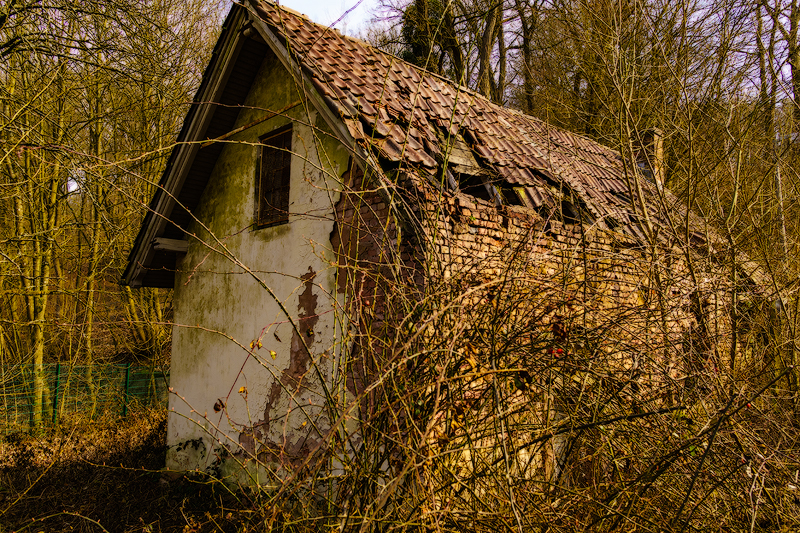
[422,178,732,370]
[331,160,740,385]
[330,161,744,484]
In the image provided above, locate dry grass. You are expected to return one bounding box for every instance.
[0,410,253,533]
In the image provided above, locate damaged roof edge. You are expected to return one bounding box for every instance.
[248,1,681,244]
[121,4,249,287]
[124,0,770,294]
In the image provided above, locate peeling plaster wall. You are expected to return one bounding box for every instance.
[166,48,350,479]
[162,44,738,487]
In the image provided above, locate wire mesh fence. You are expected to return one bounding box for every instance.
[0,363,169,433]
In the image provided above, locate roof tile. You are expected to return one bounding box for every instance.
[255,2,690,241]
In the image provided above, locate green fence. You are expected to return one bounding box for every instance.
[0,364,169,433]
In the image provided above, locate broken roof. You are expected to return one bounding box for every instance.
[251,0,700,242]
[122,0,721,288]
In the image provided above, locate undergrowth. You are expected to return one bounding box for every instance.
[0,410,250,533]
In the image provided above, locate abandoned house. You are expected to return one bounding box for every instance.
[123,0,761,484]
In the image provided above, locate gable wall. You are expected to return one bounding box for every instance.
[166,46,350,480]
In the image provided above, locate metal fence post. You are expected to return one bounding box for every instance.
[52,363,60,426]
[0,363,170,434]
[122,363,131,417]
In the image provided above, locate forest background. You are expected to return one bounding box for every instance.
[2,0,800,530]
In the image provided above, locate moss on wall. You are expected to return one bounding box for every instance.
[167,44,349,476]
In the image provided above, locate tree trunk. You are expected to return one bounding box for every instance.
[476,3,501,99]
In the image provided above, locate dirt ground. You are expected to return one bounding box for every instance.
[0,410,258,533]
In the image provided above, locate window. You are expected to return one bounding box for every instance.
[256,125,292,227]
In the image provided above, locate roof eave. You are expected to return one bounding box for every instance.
[121,4,249,287]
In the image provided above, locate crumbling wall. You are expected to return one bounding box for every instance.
[328,167,738,492]
[409,174,732,378]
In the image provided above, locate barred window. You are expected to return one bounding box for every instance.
[256,125,292,227]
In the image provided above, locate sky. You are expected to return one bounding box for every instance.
[276,0,382,35]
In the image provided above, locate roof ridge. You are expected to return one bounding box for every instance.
[262,3,616,158]
[263,1,494,110]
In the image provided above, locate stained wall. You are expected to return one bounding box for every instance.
[166,47,350,482]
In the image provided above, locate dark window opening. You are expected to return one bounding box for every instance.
[458,172,493,202]
[560,200,580,224]
[499,186,525,206]
[256,125,292,228]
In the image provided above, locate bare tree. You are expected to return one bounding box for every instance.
[0,0,224,427]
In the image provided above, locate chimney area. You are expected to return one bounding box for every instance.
[636,128,665,191]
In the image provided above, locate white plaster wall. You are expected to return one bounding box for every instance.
[166,48,350,479]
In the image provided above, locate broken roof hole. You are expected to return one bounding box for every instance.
[499,185,525,207]
[458,173,493,203]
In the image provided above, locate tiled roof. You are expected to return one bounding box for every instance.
[253,1,704,242]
